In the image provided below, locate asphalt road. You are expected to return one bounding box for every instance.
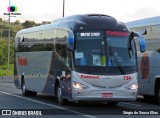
[0,77,159,118]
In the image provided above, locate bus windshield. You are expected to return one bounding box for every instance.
[74,30,136,74]
[74,31,105,66]
[107,30,136,67]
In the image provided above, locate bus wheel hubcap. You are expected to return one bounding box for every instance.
[57,86,61,101]
[22,83,25,93]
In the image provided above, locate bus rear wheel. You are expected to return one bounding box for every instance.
[56,84,67,105]
[21,79,37,96]
[22,79,29,96]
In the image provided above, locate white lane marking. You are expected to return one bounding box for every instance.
[121,102,142,107]
[0,90,97,118]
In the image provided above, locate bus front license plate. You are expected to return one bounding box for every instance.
[102,93,113,98]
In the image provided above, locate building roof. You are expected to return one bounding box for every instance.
[126,16,160,28]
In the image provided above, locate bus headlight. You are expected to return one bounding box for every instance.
[72,81,88,90]
[125,83,138,90]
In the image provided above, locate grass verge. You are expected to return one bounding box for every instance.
[0,64,13,76]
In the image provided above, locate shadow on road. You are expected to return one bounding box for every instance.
[136,97,159,106]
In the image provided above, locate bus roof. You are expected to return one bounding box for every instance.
[17,23,58,35]
[17,14,129,35]
[126,16,160,28]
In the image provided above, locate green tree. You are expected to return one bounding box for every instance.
[14,20,20,25]
[22,20,36,28]
[0,39,14,65]
[0,18,3,22]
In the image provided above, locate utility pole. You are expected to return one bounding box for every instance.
[63,0,65,17]
[0,24,3,38]
[7,0,11,73]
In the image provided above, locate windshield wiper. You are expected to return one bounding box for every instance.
[108,40,126,75]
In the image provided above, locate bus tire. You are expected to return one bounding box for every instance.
[56,84,67,105]
[21,78,30,96]
[107,102,118,106]
[21,77,37,96]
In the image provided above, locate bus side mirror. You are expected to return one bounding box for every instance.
[140,28,147,35]
[67,30,74,51]
[132,32,146,53]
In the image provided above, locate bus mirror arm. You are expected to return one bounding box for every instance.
[132,32,146,53]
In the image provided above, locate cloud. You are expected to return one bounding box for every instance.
[127,6,160,21]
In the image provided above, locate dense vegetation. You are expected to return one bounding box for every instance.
[0,18,41,76]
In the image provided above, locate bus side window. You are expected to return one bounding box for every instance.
[55,29,72,68]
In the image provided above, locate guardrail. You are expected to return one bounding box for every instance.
[0,76,13,83]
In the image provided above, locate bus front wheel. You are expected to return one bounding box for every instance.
[56,84,67,105]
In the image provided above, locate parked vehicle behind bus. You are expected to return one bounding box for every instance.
[14,14,146,105]
[126,16,160,104]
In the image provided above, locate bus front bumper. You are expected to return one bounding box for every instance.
[71,89,137,102]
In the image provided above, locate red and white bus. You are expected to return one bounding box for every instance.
[14,14,146,105]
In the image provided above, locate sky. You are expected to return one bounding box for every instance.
[0,0,160,23]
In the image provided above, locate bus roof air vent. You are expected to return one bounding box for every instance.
[87,14,111,18]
